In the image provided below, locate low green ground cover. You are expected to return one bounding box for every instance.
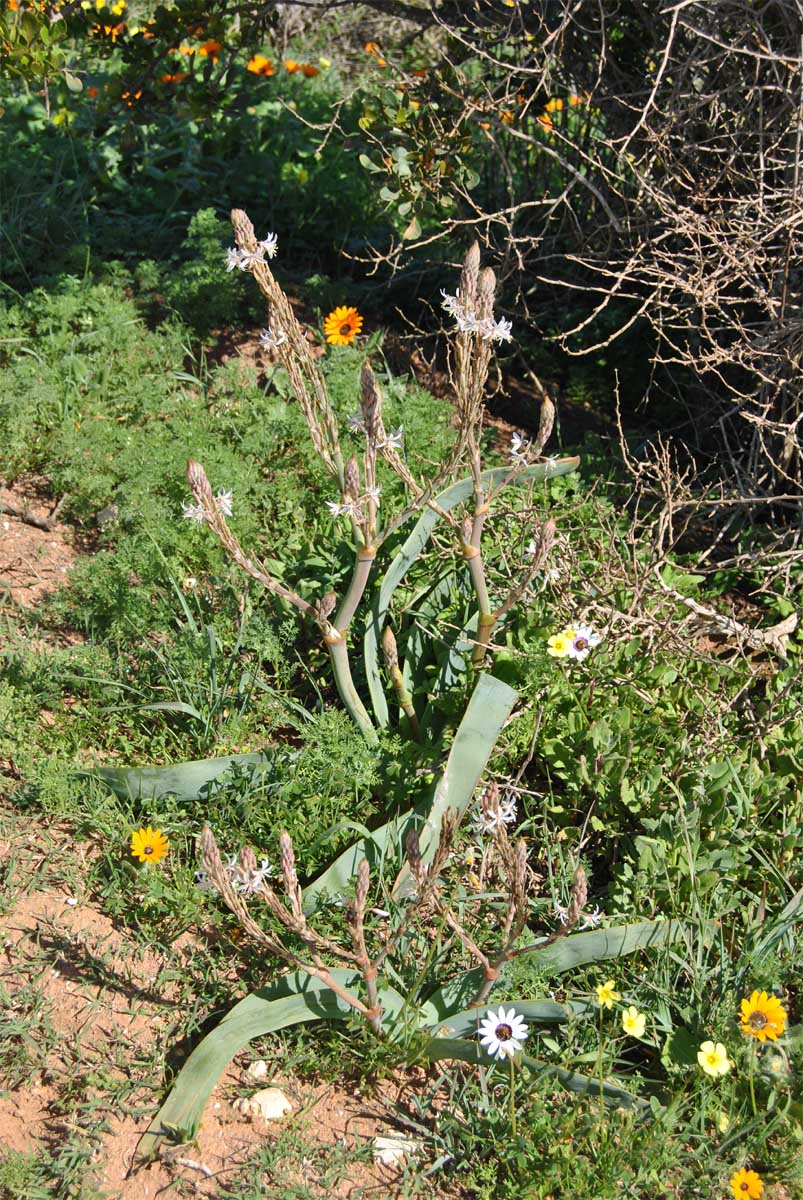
[0,273,801,1199]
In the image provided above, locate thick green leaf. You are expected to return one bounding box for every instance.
[429,998,594,1038]
[301,673,517,912]
[138,970,410,1162]
[421,920,690,1022]
[423,1037,648,1111]
[365,459,580,725]
[88,752,273,803]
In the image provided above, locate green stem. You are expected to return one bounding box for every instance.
[597,1006,605,1120]
[327,637,378,743]
[749,1043,758,1117]
[509,1052,517,1140]
[334,551,375,632]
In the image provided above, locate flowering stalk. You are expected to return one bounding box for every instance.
[185,459,378,742]
[382,627,421,740]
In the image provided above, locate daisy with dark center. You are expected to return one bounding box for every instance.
[729,1168,763,1199]
[739,990,787,1042]
[130,826,169,864]
[478,1006,529,1059]
[324,306,364,346]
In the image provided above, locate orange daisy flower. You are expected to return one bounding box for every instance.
[162,72,188,84]
[284,58,300,73]
[729,1169,763,1200]
[301,63,319,77]
[247,54,274,76]
[324,306,363,346]
[87,85,99,98]
[197,39,222,62]
[739,991,787,1042]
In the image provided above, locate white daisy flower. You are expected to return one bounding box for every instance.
[181,501,208,524]
[567,623,601,661]
[215,490,234,517]
[257,233,279,259]
[478,1006,529,1059]
[260,326,287,351]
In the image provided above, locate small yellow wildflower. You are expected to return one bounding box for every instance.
[318,56,331,68]
[545,98,564,113]
[596,979,621,1009]
[697,1041,731,1077]
[547,629,574,658]
[739,991,787,1043]
[718,1112,730,1133]
[130,826,169,864]
[621,1006,647,1038]
[729,1169,763,1200]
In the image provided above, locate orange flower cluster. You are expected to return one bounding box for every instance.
[92,21,125,40]
[284,59,319,76]
[364,40,387,67]
[197,38,221,62]
[162,72,188,84]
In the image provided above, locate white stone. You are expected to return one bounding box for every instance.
[247,1059,268,1080]
[372,1134,423,1166]
[233,1088,293,1122]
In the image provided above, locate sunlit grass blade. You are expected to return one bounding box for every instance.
[365,459,580,725]
[301,672,517,912]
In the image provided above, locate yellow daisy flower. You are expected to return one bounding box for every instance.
[739,991,787,1042]
[729,1169,763,1200]
[697,1041,732,1077]
[596,979,621,1009]
[621,1006,646,1038]
[324,306,363,346]
[130,826,169,864]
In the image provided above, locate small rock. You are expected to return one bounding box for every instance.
[372,1134,423,1166]
[247,1059,268,1080]
[95,503,120,529]
[233,1088,292,1122]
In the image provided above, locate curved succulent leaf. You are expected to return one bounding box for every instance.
[420,920,691,1023]
[88,751,274,803]
[365,459,580,725]
[423,1037,649,1110]
[137,969,407,1163]
[301,672,517,912]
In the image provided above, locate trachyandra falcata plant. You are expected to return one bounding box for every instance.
[182,211,575,741]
